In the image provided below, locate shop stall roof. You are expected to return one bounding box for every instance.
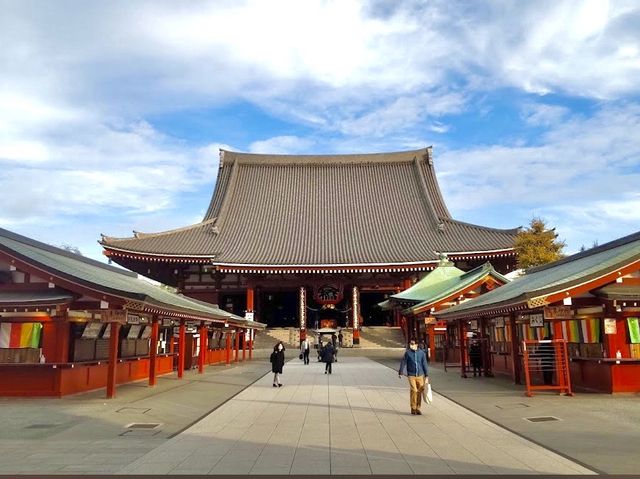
[0,228,264,328]
[0,289,76,309]
[435,230,640,319]
[404,262,509,315]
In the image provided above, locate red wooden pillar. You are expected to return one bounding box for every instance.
[428,324,436,362]
[234,327,240,362]
[198,322,207,374]
[509,312,521,384]
[458,320,467,378]
[225,329,231,365]
[242,329,247,361]
[106,321,121,399]
[149,317,159,386]
[246,287,255,354]
[178,319,186,379]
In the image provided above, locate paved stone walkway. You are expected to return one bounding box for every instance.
[121,357,594,475]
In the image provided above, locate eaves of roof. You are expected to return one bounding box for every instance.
[0,228,260,327]
[405,264,509,315]
[435,230,640,320]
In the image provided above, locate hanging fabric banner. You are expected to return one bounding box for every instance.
[562,320,580,343]
[0,322,42,348]
[627,317,640,344]
[580,319,601,343]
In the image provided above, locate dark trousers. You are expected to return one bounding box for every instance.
[325,362,332,374]
[303,350,309,364]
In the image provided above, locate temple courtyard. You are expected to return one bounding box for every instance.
[0,351,638,475]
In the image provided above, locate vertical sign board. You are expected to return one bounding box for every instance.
[529,313,544,328]
[604,318,617,335]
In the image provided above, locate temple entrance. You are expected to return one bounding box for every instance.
[260,291,297,327]
[220,293,247,318]
[361,292,393,326]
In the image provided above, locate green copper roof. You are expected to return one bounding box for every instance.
[436,230,640,319]
[0,228,263,328]
[391,260,465,302]
[405,262,509,315]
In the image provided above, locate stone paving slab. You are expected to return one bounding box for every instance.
[120,356,595,475]
[367,350,640,475]
[0,353,272,475]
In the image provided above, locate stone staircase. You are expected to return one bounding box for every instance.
[358,326,405,348]
[253,328,299,350]
[254,327,405,350]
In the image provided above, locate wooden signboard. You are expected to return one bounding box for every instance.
[529,313,544,328]
[543,306,573,320]
[604,318,617,335]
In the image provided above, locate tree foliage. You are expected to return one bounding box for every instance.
[514,218,566,269]
[59,243,83,256]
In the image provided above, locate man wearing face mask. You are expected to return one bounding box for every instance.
[399,338,429,415]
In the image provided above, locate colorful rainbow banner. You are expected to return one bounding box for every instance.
[562,320,581,343]
[580,318,601,343]
[0,322,42,348]
[519,323,551,341]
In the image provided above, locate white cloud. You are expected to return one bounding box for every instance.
[436,102,640,251]
[1,1,639,260]
[521,103,571,126]
[249,136,314,154]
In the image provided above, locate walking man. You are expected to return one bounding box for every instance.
[399,338,429,415]
[338,330,344,348]
[322,341,335,374]
[300,336,310,365]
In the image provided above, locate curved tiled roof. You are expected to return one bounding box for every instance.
[0,228,262,328]
[102,147,518,267]
[435,230,640,319]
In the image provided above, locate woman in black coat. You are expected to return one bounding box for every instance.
[270,342,285,387]
[322,342,335,375]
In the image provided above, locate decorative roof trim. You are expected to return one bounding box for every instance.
[445,248,516,257]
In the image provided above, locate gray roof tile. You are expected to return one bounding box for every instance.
[102,148,518,266]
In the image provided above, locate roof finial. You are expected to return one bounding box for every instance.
[438,252,453,267]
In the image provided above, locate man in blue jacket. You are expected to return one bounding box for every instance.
[399,338,429,415]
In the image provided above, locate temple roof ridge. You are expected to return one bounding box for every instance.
[101,219,217,244]
[218,147,433,166]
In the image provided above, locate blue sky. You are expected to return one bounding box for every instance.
[1,0,639,262]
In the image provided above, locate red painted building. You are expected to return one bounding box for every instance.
[0,228,263,398]
[101,147,518,343]
[436,231,640,393]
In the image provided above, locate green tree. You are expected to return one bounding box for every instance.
[514,217,566,269]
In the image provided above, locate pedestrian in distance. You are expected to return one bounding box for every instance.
[331,333,339,362]
[399,338,429,415]
[322,341,335,374]
[300,336,310,365]
[338,330,344,348]
[270,341,285,387]
[468,333,482,377]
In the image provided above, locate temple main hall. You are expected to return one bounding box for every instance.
[101,147,518,343]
